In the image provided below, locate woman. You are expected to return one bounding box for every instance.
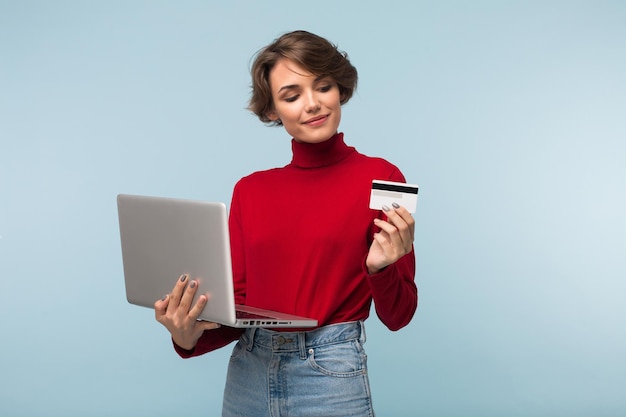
[155,30,417,416]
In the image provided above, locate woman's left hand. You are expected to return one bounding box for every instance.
[366,204,415,274]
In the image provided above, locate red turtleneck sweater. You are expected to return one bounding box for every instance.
[175,133,417,357]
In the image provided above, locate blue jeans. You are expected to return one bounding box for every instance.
[222,321,375,417]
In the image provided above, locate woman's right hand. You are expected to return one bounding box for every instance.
[154,274,221,351]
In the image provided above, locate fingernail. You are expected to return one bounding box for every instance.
[180,274,187,282]
[190,281,196,289]
[161,294,167,301]
[382,205,390,212]
[392,202,400,209]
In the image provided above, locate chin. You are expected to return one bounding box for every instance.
[300,126,340,143]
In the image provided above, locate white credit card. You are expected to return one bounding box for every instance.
[369,180,419,214]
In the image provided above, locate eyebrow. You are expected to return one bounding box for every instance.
[277,84,299,94]
[277,75,329,94]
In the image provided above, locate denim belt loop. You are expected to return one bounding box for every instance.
[359,320,366,344]
[246,328,257,351]
[298,332,307,359]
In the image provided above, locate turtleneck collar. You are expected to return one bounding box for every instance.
[289,132,355,169]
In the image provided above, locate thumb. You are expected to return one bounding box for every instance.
[198,321,221,332]
[154,294,169,317]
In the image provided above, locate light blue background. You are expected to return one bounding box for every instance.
[1,1,625,416]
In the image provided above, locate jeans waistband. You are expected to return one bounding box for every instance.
[243,321,365,356]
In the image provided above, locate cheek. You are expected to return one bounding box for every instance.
[326,89,342,106]
[276,105,301,124]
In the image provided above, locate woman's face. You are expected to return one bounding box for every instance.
[266,58,342,144]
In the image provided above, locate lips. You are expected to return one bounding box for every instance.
[303,115,328,125]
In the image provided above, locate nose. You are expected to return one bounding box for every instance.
[304,90,321,113]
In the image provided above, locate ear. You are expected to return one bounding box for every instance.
[339,89,348,104]
[266,109,279,122]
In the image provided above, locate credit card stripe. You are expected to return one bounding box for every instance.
[372,182,418,194]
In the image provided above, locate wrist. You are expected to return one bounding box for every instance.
[172,336,196,352]
[366,261,387,275]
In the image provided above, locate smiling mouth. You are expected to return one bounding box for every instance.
[303,115,328,125]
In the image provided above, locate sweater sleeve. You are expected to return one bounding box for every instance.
[173,326,243,358]
[365,250,417,331]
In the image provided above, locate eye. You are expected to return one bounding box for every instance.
[284,94,299,103]
[318,84,333,93]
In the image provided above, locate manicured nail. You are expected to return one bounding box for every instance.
[180,274,187,282]
[382,205,390,212]
[392,202,400,209]
[190,281,196,289]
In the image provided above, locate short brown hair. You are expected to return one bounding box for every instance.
[248,30,358,125]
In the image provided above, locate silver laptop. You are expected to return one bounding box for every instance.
[117,194,318,328]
